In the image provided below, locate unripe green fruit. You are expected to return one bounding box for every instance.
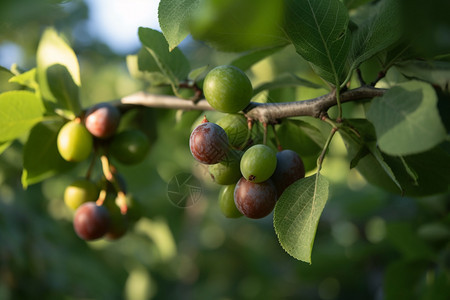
[216,114,249,148]
[110,129,150,165]
[203,65,253,113]
[219,184,242,218]
[240,144,277,183]
[64,179,99,210]
[208,150,242,185]
[57,120,93,162]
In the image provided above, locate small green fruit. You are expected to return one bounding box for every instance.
[219,184,242,218]
[203,65,253,113]
[240,144,277,183]
[110,129,150,165]
[208,150,242,185]
[57,120,93,162]
[64,179,99,210]
[216,114,249,148]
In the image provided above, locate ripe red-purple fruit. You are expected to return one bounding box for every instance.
[271,149,305,196]
[73,202,111,240]
[84,102,121,139]
[234,177,277,219]
[189,120,229,164]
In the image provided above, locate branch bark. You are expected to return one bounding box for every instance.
[116,86,386,123]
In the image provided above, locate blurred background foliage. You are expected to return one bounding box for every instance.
[0,0,449,299]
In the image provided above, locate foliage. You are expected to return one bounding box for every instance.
[0,0,449,299]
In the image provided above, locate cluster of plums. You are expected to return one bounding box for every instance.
[56,102,150,240]
[190,65,306,219]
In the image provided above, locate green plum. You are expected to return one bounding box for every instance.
[110,129,150,165]
[57,120,93,162]
[219,184,242,218]
[208,150,242,185]
[240,144,277,183]
[64,179,99,210]
[216,114,249,148]
[203,65,253,113]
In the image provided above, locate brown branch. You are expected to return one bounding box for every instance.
[117,92,214,111]
[115,86,386,123]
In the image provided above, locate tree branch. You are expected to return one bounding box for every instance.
[116,86,386,123]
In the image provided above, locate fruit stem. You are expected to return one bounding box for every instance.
[96,189,107,206]
[317,126,338,173]
[238,118,254,150]
[263,122,268,145]
[116,191,128,215]
[271,124,283,151]
[100,155,127,202]
[100,155,114,181]
[335,87,343,122]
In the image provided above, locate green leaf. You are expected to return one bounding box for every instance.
[0,65,12,74]
[158,0,200,51]
[0,91,44,142]
[138,27,190,91]
[0,141,12,155]
[367,80,446,155]
[22,120,73,188]
[384,145,450,196]
[254,73,323,96]
[340,119,402,192]
[187,65,208,82]
[36,27,81,117]
[189,0,286,52]
[349,0,402,70]
[8,68,39,90]
[230,45,286,72]
[46,64,80,116]
[343,0,372,10]
[395,60,450,90]
[284,0,351,85]
[341,119,450,196]
[274,174,329,263]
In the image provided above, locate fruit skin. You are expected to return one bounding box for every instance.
[73,202,111,241]
[216,114,249,148]
[57,120,93,162]
[240,144,277,183]
[234,177,277,219]
[208,150,242,185]
[84,102,121,139]
[110,129,151,165]
[271,150,305,196]
[189,122,229,164]
[203,65,253,113]
[219,184,242,218]
[64,179,99,210]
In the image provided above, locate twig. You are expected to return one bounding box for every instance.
[115,86,386,124]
